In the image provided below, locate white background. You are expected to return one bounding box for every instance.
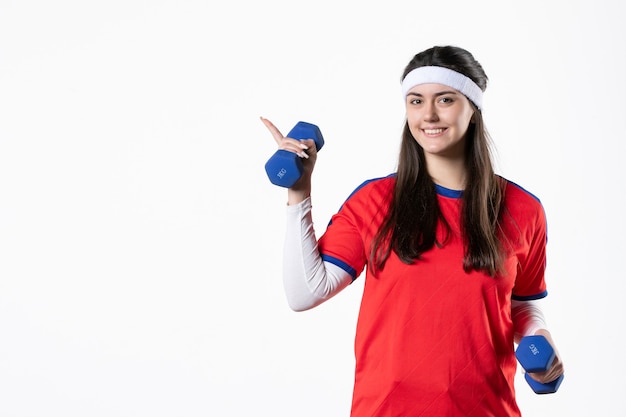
[1,0,624,416]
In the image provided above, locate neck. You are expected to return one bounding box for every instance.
[425,155,467,190]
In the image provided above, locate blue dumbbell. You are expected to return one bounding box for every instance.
[264,121,324,188]
[515,335,564,394]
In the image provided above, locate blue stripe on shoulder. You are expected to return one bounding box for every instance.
[327,173,395,226]
[321,254,358,281]
[506,178,542,203]
[512,290,548,301]
[344,173,396,201]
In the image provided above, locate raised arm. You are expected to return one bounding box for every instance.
[262,117,352,311]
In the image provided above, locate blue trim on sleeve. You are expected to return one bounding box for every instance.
[512,290,548,301]
[321,254,358,281]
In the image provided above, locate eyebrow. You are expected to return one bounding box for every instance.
[407,90,460,98]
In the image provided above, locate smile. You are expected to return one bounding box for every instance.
[423,128,444,135]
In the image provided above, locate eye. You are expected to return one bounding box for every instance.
[408,98,422,105]
[439,96,454,104]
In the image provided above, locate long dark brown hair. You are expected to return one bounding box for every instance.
[370,45,506,277]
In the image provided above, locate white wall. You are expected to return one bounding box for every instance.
[1,0,623,416]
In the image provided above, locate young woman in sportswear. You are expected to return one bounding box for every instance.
[261,45,564,417]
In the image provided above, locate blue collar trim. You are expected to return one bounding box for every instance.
[435,184,463,198]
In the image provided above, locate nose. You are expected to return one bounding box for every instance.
[423,101,439,122]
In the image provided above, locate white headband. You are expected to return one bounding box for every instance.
[401,66,483,110]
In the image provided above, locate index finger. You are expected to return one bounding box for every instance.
[260,117,284,145]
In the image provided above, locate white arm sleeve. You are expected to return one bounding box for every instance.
[283,197,353,311]
[511,299,548,343]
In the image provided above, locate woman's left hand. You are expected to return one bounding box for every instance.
[527,329,565,383]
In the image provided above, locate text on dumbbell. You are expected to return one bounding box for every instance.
[528,343,540,356]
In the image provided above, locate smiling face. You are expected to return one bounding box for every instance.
[405,83,475,160]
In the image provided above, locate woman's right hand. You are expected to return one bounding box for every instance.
[261,117,317,204]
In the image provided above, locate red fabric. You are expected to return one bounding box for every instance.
[318,176,547,417]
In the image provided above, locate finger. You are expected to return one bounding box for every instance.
[260,117,285,145]
[298,138,315,153]
[527,367,562,384]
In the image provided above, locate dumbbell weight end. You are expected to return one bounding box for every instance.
[524,372,564,395]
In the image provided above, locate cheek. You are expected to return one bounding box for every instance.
[404,113,415,128]
[406,111,423,131]
[407,124,421,141]
[455,112,474,133]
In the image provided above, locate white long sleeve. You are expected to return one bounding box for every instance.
[283,198,353,311]
[511,299,548,343]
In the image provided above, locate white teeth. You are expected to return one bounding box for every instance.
[424,129,443,134]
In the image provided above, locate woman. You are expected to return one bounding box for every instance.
[261,45,564,416]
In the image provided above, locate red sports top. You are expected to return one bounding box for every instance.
[318,175,548,417]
